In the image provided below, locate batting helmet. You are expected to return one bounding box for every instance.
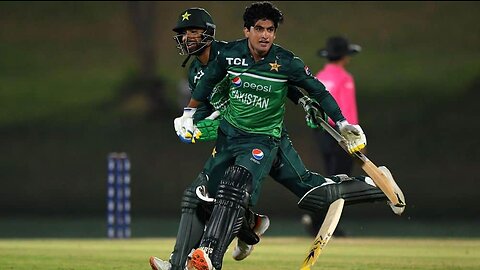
[173,8,216,55]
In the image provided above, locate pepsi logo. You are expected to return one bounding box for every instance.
[232,77,242,87]
[252,148,264,160]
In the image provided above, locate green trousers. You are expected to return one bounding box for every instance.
[202,121,331,206]
[203,120,279,206]
[269,129,330,198]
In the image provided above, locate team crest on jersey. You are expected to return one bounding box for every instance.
[232,77,242,87]
[304,65,312,76]
[269,60,281,72]
[252,148,264,160]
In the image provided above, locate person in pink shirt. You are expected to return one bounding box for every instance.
[316,35,362,177]
[302,36,362,237]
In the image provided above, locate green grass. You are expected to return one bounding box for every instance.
[0,237,479,270]
[1,217,479,239]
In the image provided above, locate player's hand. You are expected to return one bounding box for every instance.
[305,115,318,129]
[299,96,326,129]
[336,120,367,154]
[192,110,221,142]
[173,107,197,143]
[195,118,220,142]
[174,118,199,143]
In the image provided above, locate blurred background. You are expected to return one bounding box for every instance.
[1,1,479,238]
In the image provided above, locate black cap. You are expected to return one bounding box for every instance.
[173,7,216,33]
[318,36,361,60]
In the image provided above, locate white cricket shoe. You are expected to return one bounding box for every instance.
[189,248,213,270]
[378,166,406,215]
[232,214,270,261]
[149,256,171,270]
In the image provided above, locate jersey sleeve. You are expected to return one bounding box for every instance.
[187,62,196,95]
[192,51,228,102]
[209,75,230,113]
[287,56,345,123]
[286,85,303,105]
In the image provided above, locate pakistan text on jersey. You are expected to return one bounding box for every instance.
[231,89,270,109]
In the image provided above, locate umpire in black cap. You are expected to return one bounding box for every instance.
[304,35,362,238]
[318,36,361,61]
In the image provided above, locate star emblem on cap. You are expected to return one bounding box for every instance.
[269,60,281,72]
[182,11,191,21]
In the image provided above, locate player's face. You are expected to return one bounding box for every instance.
[173,27,208,55]
[181,28,206,52]
[244,19,276,59]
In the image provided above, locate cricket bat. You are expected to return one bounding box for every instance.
[311,109,406,207]
[300,198,345,270]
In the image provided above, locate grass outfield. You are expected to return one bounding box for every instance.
[0,237,479,270]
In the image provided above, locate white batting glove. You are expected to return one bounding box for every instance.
[336,120,367,154]
[173,107,197,143]
[174,118,195,143]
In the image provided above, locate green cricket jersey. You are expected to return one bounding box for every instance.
[188,40,319,142]
[193,38,344,138]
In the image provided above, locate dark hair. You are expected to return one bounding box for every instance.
[243,1,284,29]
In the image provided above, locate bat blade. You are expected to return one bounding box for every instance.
[357,155,405,207]
[300,198,345,270]
[311,109,405,207]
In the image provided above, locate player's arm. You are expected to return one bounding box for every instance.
[287,85,327,129]
[287,58,343,122]
[175,52,228,141]
[194,76,231,142]
[191,51,228,105]
[177,71,230,143]
[209,75,230,114]
[288,57,366,154]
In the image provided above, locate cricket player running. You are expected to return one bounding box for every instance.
[152,3,405,270]
[149,8,270,270]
